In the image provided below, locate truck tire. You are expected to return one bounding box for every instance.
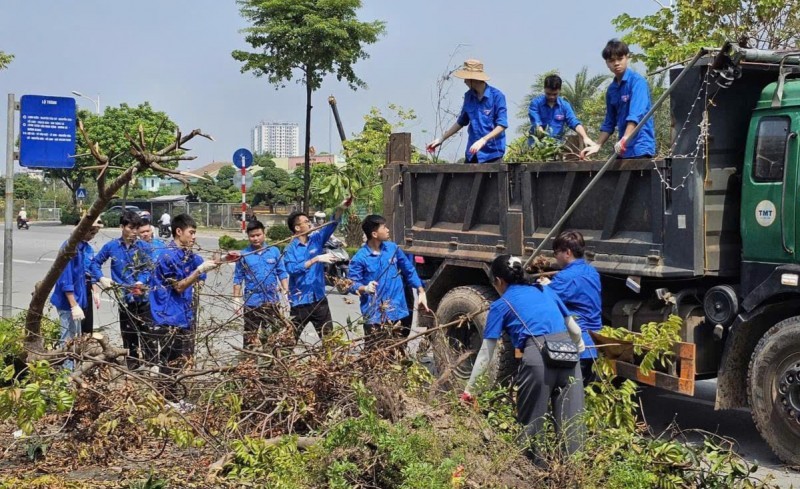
[431,285,516,388]
[747,316,800,465]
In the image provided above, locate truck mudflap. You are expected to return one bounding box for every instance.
[590,331,697,396]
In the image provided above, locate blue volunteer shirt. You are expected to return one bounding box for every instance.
[284,220,338,306]
[483,284,570,350]
[600,68,656,158]
[233,244,288,307]
[85,242,100,283]
[456,84,508,162]
[546,258,602,359]
[348,241,423,324]
[528,95,582,140]
[93,238,154,303]
[51,241,91,311]
[149,242,205,329]
[148,237,168,260]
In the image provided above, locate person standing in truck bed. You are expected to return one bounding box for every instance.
[426,59,508,163]
[529,74,596,148]
[580,39,656,160]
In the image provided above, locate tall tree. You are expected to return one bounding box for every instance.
[232,0,385,213]
[613,1,800,71]
[46,103,179,207]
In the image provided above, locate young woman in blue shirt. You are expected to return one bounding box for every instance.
[463,254,585,454]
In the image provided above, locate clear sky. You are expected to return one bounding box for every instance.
[0,0,656,170]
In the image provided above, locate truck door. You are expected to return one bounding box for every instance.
[742,114,799,264]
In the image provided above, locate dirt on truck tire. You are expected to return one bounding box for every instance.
[431,285,517,389]
[747,315,800,466]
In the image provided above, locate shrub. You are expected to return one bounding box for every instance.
[59,208,81,225]
[266,224,292,242]
[219,235,249,250]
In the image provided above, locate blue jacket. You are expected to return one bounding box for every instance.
[484,284,570,350]
[528,95,582,140]
[348,241,423,324]
[456,84,508,162]
[93,238,154,303]
[51,241,91,311]
[547,258,602,359]
[233,244,288,307]
[284,221,338,306]
[149,242,204,329]
[600,68,656,158]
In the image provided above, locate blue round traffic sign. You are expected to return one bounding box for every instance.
[232,148,254,169]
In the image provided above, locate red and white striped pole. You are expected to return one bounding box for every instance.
[241,165,247,235]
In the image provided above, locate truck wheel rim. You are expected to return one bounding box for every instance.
[446,318,481,379]
[777,359,800,429]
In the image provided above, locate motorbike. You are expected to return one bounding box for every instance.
[158,223,171,238]
[16,217,29,230]
[323,235,350,294]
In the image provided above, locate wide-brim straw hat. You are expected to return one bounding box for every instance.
[453,59,490,81]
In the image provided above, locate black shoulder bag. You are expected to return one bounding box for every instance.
[502,297,579,369]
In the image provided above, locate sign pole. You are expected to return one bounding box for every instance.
[4,94,17,318]
[241,162,246,235]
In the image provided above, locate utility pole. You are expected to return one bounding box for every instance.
[4,94,17,318]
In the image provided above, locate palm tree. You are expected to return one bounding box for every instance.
[561,66,611,116]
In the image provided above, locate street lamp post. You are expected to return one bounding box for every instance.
[70,91,100,114]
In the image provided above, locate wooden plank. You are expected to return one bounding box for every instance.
[387,133,411,165]
[601,171,632,240]
[462,173,484,231]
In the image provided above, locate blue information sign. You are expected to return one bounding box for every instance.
[76,188,87,200]
[232,148,253,169]
[19,95,77,169]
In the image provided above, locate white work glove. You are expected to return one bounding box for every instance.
[426,138,442,153]
[71,304,85,322]
[537,276,551,286]
[417,290,431,312]
[613,136,628,155]
[315,253,336,265]
[565,316,586,353]
[469,137,487,155]
[197,259,220,274]
[98,277,114,290]
[363,281,378,294]
[580,143,601,160]
[583,137,597,148]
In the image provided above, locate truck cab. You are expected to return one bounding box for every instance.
[382,45,800,465]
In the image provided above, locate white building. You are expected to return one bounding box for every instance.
[251,122,300,158]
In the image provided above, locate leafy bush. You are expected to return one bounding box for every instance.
[266,224,292,242]
[505,134,566,163]
[218,235,249,250]
[59,207,81,225]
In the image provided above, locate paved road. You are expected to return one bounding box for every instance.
[2,223,798,485]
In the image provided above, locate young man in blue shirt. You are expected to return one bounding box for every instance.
[93,211,153,368]
[426,59,508,163]
[540,230,602,385]
[138,221,168,260]
[529,74,596,147]
[147,214,219,402]
[51,218,103,367]
[233,220,289,348]
[284,198,352,342]
[348,214,429,349]
[580,39,656,160]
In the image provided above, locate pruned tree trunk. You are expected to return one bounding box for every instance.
[24,121,213,353]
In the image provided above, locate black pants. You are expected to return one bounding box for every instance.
[119,301,151,367]
[142,326,194,401]
[82,281,94,335]
[243,303,282,347]
[363,315,411,351]
[516,333,585,456]
[290,298,332,342]
[580,358,597,387]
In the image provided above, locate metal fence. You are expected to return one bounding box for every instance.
[186,203,242,229]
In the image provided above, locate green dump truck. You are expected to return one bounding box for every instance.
[382,43,800,464]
